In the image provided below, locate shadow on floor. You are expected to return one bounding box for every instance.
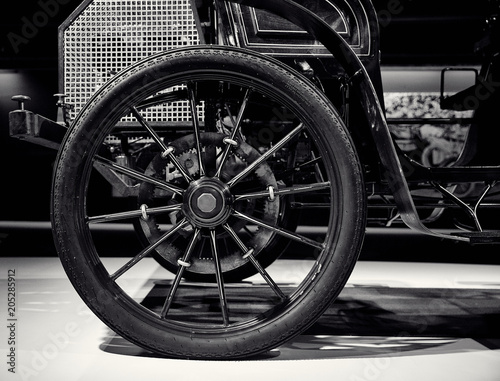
[98,285,500,360]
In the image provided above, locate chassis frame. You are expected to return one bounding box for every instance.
[10,0,500,243]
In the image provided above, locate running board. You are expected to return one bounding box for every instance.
[452,231,500,245]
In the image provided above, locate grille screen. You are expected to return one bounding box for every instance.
[62,0,200,122]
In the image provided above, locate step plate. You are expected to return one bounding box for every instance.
[452,231,500,244]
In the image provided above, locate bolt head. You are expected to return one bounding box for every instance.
[197,193,217,213]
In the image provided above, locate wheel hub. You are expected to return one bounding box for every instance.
[183,177,233,228]
[137,132,280,276]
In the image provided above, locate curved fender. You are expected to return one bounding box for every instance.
[227,0,468,241]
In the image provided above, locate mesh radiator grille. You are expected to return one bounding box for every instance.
[61,0,200,122]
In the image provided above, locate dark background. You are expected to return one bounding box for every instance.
[0,0,497,261]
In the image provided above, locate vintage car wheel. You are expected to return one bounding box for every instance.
[51,46,366,359]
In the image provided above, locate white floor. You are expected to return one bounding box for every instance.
[1,256,499,381]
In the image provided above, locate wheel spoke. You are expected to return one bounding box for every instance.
[87,204,182,224]
[234,181,330,202]
[131,107,193,183]
[209,229,230,326]
[131,106,168,150]
[222,224,286,300]
[160,228,201,319]
[311,151,325,183]
[289,202,330,209]
[110,219,189,280]
[187,84,205,176]
[94,156,184,196]
[215,89,251,178]
[232,210,325,250]
[227,123,305,188]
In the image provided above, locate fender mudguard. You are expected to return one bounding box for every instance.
[228,0,464,241]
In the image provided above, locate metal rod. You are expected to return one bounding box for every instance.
[473,182,495,223]
[387,117,474,125]
[187,84,205,176]
[432,183,482,231]
[131,107,193,183]
[232,210,325,250]
[94,156,184,196]
[87,204,182,224]
[160,228,201,318]
[234,181,330,201]
[215,89,251,178]
[227,123,305,188]
[222,224,286,300]
[209,229,230,326]
[110,219,188,280]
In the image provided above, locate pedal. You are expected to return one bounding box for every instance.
[452,231,500,244]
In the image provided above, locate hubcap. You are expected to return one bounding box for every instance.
[183,177,233,228]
